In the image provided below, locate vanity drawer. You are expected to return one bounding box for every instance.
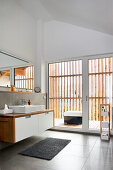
[38,112,53,135]
[45,112,53,129]
[15,116,34,142]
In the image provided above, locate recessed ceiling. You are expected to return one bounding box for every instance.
[17,0,113,35]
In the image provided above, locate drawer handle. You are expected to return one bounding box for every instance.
[25,115,31,118]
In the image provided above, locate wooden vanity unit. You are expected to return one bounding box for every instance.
[0,109,54,143]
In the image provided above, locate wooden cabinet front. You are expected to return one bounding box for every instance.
[0,118,14,143]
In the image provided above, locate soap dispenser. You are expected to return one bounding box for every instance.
[28,100,31,105]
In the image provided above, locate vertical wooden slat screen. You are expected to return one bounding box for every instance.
[61,63,63,118]
[64,62,66,113]
[89,57,112,127]
[72,62,74,111]
[49,60,82,119]
[67,62,68,111]
[69,62,71,110]
[15,66,34,89]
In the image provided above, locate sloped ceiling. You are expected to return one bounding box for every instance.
[17,0,113,35]
[16,0,52,21]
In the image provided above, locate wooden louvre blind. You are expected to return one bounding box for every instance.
[15,66,34,89]
[89,57,112,122]
[49,60,82,119]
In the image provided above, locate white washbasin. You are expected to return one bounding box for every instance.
[0,109,13,114]
[9,105,45,114]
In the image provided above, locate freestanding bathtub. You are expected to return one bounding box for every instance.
[64,111,82,125]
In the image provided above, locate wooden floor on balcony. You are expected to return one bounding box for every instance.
[55,118,82,128]
[55,118,112,130]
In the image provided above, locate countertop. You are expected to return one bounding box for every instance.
[0,109,54,118]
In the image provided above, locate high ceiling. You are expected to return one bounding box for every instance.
[17,0,113,35]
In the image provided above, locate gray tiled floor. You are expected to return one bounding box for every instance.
[0,131,113,170]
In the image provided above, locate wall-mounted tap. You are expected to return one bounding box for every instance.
[20,99,26,105]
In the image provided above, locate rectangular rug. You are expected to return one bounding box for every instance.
[20,137,71,160]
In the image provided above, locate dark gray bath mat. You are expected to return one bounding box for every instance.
[20,138,71,160]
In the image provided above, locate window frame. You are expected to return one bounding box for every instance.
[48,60,83,119]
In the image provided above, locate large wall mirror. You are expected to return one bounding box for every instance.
[0,50,34,91]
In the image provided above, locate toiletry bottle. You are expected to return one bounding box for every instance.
[102,107,104,112]
[28,100,31,105]
[10,85,15,92]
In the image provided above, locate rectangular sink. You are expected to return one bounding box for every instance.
[9,105,45,114]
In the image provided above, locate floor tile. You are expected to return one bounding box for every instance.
[59,143,93,158]
[0,130,113,170]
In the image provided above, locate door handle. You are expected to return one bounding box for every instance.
[45,112,49,115]
[86,96,88,101]
[25,115,31,118]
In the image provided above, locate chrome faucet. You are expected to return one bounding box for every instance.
[20,99,27,105]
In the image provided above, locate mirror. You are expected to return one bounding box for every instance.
[0,50,30,69]
[0,50,34,90]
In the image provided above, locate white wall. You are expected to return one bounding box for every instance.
[34,20,43,89]
[34,20,47,93]
[44,20,113,62]
[0,0,36,64]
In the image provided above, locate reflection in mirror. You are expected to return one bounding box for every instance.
[0,69,10,87]
[15,66,34,89]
